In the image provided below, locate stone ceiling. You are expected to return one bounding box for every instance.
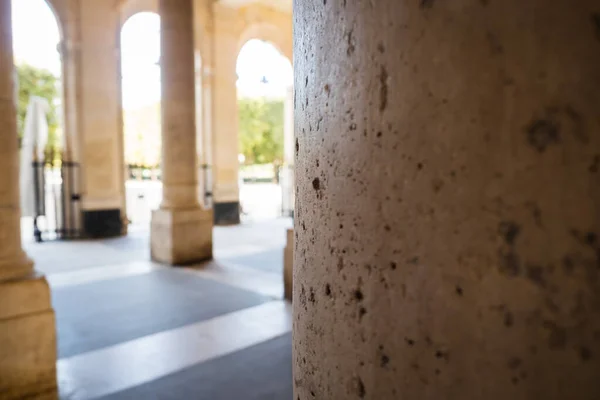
[219,0,291,13]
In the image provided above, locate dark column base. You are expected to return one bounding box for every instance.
[214,202,240,225]
[82,209,123,238]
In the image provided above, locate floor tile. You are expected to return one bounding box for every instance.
[58,301,292,399]
[54,269,270,358]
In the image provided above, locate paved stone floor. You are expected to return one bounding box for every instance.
[23,217,293,400]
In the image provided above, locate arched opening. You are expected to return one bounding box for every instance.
[212,38,293,282]
[12,0,68,242]
[236,39,293,221]
[120,12,162,229]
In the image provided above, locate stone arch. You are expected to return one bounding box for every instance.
[16,0,75,156]
[39,0,79,162]
[42,0,66,40]
[238,23,292,62]
[117,0,158,26]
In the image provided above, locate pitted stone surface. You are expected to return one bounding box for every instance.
[293,1,600,399]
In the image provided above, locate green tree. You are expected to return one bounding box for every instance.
[16,63,60,153]
[238,97,284,165]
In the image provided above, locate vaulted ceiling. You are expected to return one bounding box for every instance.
[219,0,291,13]
[117,0,291,15]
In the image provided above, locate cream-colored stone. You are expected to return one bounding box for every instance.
[0,276,57,400]
[294,0,600,399]
[0,310,57,400]
[283,228,293,301]
[157,0,199,211]
[0,211,32,281]
[39,0,294,232]
[151,208,213,264]
[0,273,52,320]
[210,2,292,207]
[42,0,293,229]
[119,0,158,24]
[237,3,292,60]
[77,1,125,216]
[46,0,128,224]
[211,4,240,206]
[221,0,292,15]
[150,0,214,264]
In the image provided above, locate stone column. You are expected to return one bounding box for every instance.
[294,1,600,399]
[0,0,57,397]
[77,1,127,237]
[212,3,241,225]
[151,0,212,264]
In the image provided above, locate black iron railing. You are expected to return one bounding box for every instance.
[32,159,82,242]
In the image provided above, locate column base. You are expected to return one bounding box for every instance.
[0,274,57,399]
[82,209,123,238]
[284,228,294,301]
[151,207,213,265]
[214,201,241,225]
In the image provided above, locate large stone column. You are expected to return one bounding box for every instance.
[294,1,600,399]
[0,0,57,397]
[151,0,212,264]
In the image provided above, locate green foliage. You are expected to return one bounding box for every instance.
[238,97,284,165]
[16,63,60,152]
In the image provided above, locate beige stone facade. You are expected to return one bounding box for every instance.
[37,0,292,230]
[1,0,292,395]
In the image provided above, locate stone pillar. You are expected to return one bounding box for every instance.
[0,0,57,397]
[294,1,600,399]
[151,0,213,265]
[77,1,127,237]
[212,3,241,225]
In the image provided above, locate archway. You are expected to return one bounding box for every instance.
[120,12,162,228]
[211,36,293,289]
[12,0,68,242]
[236,38,293,221]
